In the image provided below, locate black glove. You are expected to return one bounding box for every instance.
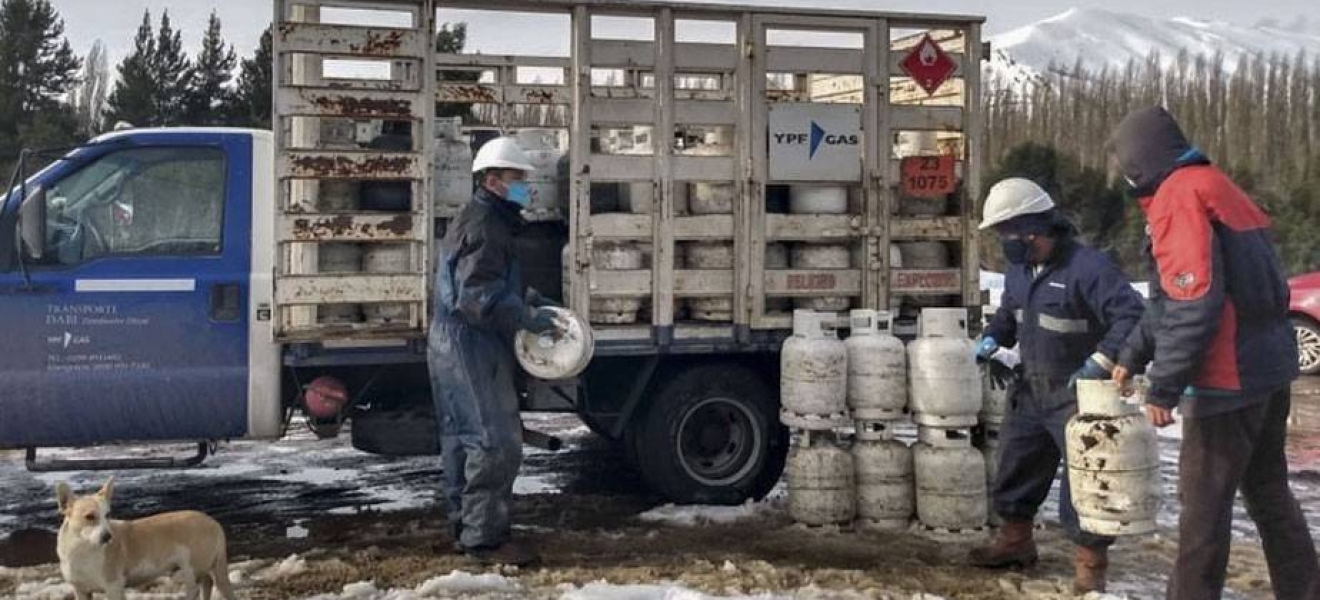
[519,307,559,335]
[525,288,560,309]
[985,359,1018,390]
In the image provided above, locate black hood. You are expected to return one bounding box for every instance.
[1109,106,1199,197]
[473,186,528,230]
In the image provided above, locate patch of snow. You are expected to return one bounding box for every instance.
[416,571,521,595]
[558,581,781,600]
[286,520,310,539]
[255,554,308,580]
[514,473,562,495]
[13,577,73,600]
[638,498,780,527]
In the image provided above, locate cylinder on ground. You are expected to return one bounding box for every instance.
[1066,380,1161,536]
[908,308,981,428]
[787,434,856,526]
[684,241,734,322]
[362,244,411,324]
[845,310,908,421]
[914,428,987,531]
[791,243,852,312]
[780,310,848,430]
[853,422,914,530]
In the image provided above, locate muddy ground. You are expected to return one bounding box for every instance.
[3,381,1320,599]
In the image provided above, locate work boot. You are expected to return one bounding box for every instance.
[1072,545,1108,595]
[465,540,541,567]
[968,520,1038,568]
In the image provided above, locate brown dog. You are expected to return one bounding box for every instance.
[55,478,235,600]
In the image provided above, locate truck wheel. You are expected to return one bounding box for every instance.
[631,365,786,504]
[351,400,439,456]
[1295,317,1320,376]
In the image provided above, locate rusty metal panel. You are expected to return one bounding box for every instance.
[765,214,859,240]
[435,52,570,70]
[890,268,963,294]
[673,214,734,240]
[276,22,426,58]
[764,269,864,296]
[890,216,964,240]
[892,105,963,131]
[279,213,424,242]
[276,274,426,305]
[436,82,503,104]
[277,87,422,118]
[278,151,423,180]
[590,214,652,239]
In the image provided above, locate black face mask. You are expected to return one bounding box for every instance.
[1001,238,1033,265]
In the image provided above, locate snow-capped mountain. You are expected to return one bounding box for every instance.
[987,8,1320,87]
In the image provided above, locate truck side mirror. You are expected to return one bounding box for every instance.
[19,185,45,261]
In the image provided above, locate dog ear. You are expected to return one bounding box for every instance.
[56,482,73,515]
[97,477,114,505]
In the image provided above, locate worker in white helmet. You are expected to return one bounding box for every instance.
[968,178,1145,594]
[428,136,556,567]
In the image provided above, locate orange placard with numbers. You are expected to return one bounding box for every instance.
[900,155,957,198]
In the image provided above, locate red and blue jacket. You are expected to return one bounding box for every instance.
[1112,107,1297,413]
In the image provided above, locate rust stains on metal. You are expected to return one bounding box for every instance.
[351,29,408,56]
[310,94,412,117]
[291,214,415,240]
[523,88,557,104]
[440,84,499,103]
[290,154,413,178]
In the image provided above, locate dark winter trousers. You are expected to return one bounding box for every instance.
[428,319,524,550]
[993,379,1114,548]
[1169,387,1320,600]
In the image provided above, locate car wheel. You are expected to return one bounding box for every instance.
[1295,317,1320,376]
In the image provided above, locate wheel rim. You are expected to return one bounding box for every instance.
[675,397,764,487]
[1297,324,1320,372]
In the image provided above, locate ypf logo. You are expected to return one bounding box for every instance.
[775,120,859,160]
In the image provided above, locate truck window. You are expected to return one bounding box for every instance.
[43,147,226,265]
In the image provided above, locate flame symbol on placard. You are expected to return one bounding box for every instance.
[919,41,938,67]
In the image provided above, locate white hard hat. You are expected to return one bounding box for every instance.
[979,178,1055,230]
[472,136,536,173]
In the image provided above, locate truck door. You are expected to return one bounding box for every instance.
[0,133,254,447]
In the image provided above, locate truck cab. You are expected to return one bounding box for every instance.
[0,129,282,450]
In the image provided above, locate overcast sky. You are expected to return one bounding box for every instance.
[50,0,1319,69]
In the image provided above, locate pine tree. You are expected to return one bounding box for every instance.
[229,26,271,128]
[104,11,158,127]
[183,11,236,126]
[150,10,192,125]
[0,0,81,174]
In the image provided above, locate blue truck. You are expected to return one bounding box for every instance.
[0,0,986,504]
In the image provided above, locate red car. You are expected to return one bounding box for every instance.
[1290,273,1320,375]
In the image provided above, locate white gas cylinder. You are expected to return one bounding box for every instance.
[780,310,849,430]
[853,422,915,531]
[787,433,856,526]
[789,185,848,215]
[1066,380,1161,536]
[908,308,981,428]
[433,117,473,210]
[791,243,851,312]
[361,244,411,324]
[914,427,988,531]
[845,310,908,421]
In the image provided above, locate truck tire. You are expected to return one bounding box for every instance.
[351,401,439,456]
[630,365,787,504]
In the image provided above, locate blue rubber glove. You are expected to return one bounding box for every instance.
[974,337,1000,362]
[1067,357,1111,389]
[519,307,559,335]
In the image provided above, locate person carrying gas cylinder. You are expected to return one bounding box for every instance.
[968,177,1146,594]
[428,136,558,567]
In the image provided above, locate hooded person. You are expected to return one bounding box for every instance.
[969,178,1145,594]
[1109,106,1320,600]
[428,136,557,567]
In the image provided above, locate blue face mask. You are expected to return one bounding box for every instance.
[1001,238,1034,265]
[504,180,533,207]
